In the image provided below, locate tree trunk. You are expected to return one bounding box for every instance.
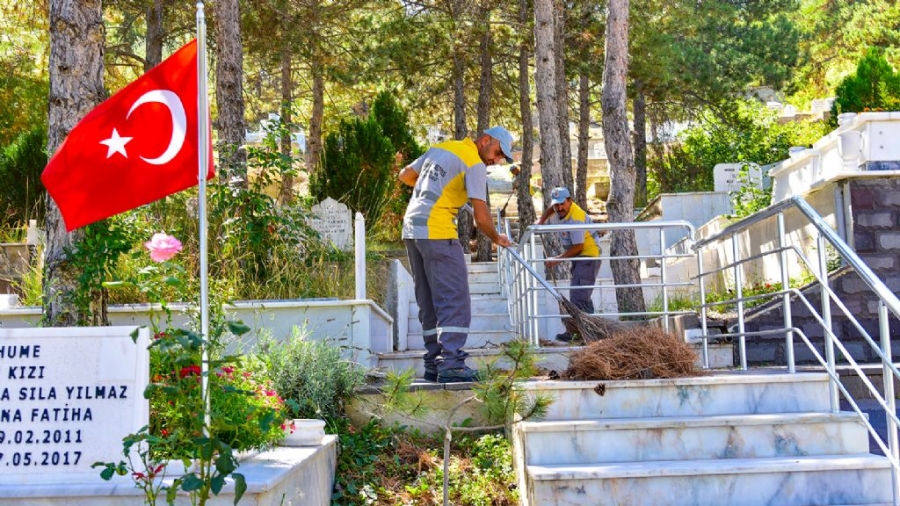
[575,72,589,207]
[144,0,165,72]
[554,0,573,191]
[632,80,647,209]
[602,0,645,314]
[534,0,565,273]
[474,15,493,262]
[45,0,104,326]
[452,51,468,140]
[515,0,536,239]
[451,14,473,252]
[279,40,294,205]
[215,0,247,187]
[533,0,564,199]
[308,54,324,180]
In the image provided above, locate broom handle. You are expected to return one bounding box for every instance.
[503,247,565,300]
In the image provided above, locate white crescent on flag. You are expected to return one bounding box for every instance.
[126,89,187,165]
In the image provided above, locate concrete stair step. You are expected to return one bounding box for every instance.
[526,454,892,506]
[407,313,511,334]
[405,329,516,349]
[516,412,868,466]
[374,345,574,378]
[409,293,508,314]
[377,343,732,379]
[515,372,833,420]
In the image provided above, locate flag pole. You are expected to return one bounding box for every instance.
[196,1,212,434]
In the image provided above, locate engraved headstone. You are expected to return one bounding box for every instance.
[308,197,353,251]
[713,163,763,193]
[0,327,149,485]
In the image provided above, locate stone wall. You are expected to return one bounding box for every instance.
[741,177,900,365]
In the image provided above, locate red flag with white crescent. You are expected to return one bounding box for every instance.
[42,39,214,231]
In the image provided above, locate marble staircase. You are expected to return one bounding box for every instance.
[512,372,893,506]
[377,260,577,377]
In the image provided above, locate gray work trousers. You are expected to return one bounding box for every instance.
[404,238,471,371]
[570,257,601,314]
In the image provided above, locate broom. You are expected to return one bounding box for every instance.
[504,247,627,342]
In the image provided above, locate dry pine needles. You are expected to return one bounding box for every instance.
[564,325,702,381]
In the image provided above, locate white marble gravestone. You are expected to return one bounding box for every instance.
[0,326,149,485]
[713,162,763,193]
[308,197,353,251]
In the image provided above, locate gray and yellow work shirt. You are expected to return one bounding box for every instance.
[402,138,487,239]
[558,202,601,257]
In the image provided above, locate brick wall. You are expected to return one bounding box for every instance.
[741,177,900,365]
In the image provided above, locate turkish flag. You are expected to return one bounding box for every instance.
[42,39,214,231]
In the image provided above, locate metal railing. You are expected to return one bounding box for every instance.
[497,217,697,346]
[691,195,900,502]
[495,196,900,502]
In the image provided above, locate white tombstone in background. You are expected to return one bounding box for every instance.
[0,326,149,485]
[308,197,353,251]
[713,163,763,193]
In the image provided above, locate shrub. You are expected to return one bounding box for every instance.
[147,332,286,459]
[0,125,47,228]
[313,115,396,233]
[830,47,900,126]
[258,327,367,423]
[649,101,826,199]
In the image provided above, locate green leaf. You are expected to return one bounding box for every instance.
[232,473,247,504]
[211,475,226,495]
[180,473,203,492]
[166,482,179,504]
[97,464,115,481]
[214,452,237,476]
[226,320,251,336]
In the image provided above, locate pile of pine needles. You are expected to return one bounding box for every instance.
[564,324,702,380]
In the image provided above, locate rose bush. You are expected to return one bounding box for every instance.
[95,233,288,506]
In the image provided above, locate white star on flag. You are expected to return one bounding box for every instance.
[99,128,133,159]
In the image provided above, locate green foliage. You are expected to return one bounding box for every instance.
[730,164,772,218]
[64,217,141,324]
[313,114,396,233]
[330,420,519,506]
[0,125,47,228]
[147,341,286,458]
[706,280,783,312]
[646,292,700,314]
[0,60,48,146]
[830,47,900,125]
[649,101,827,198]
[257,327,366,423]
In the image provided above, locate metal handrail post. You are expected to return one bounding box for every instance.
[879,301,900,503]
[697,244,709,369]
[732,234,747,370]
[817,234,838,410]
[777,213,795,373]
[529,233,540,346]
[659,227,669,333]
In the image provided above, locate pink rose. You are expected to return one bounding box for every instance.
[145,233,183,263]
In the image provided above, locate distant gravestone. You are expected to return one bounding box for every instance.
[0,327,149,485]
[308,197,353,251]
[713,163,763,193]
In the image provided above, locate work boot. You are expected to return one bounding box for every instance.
[437,366,482,383]
[555,332,576,343]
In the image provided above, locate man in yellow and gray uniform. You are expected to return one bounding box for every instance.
[537,187,602,342]
[399,127,513,383]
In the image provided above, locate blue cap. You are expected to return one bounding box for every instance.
[484,126,514,163]
[549,187,570,206]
